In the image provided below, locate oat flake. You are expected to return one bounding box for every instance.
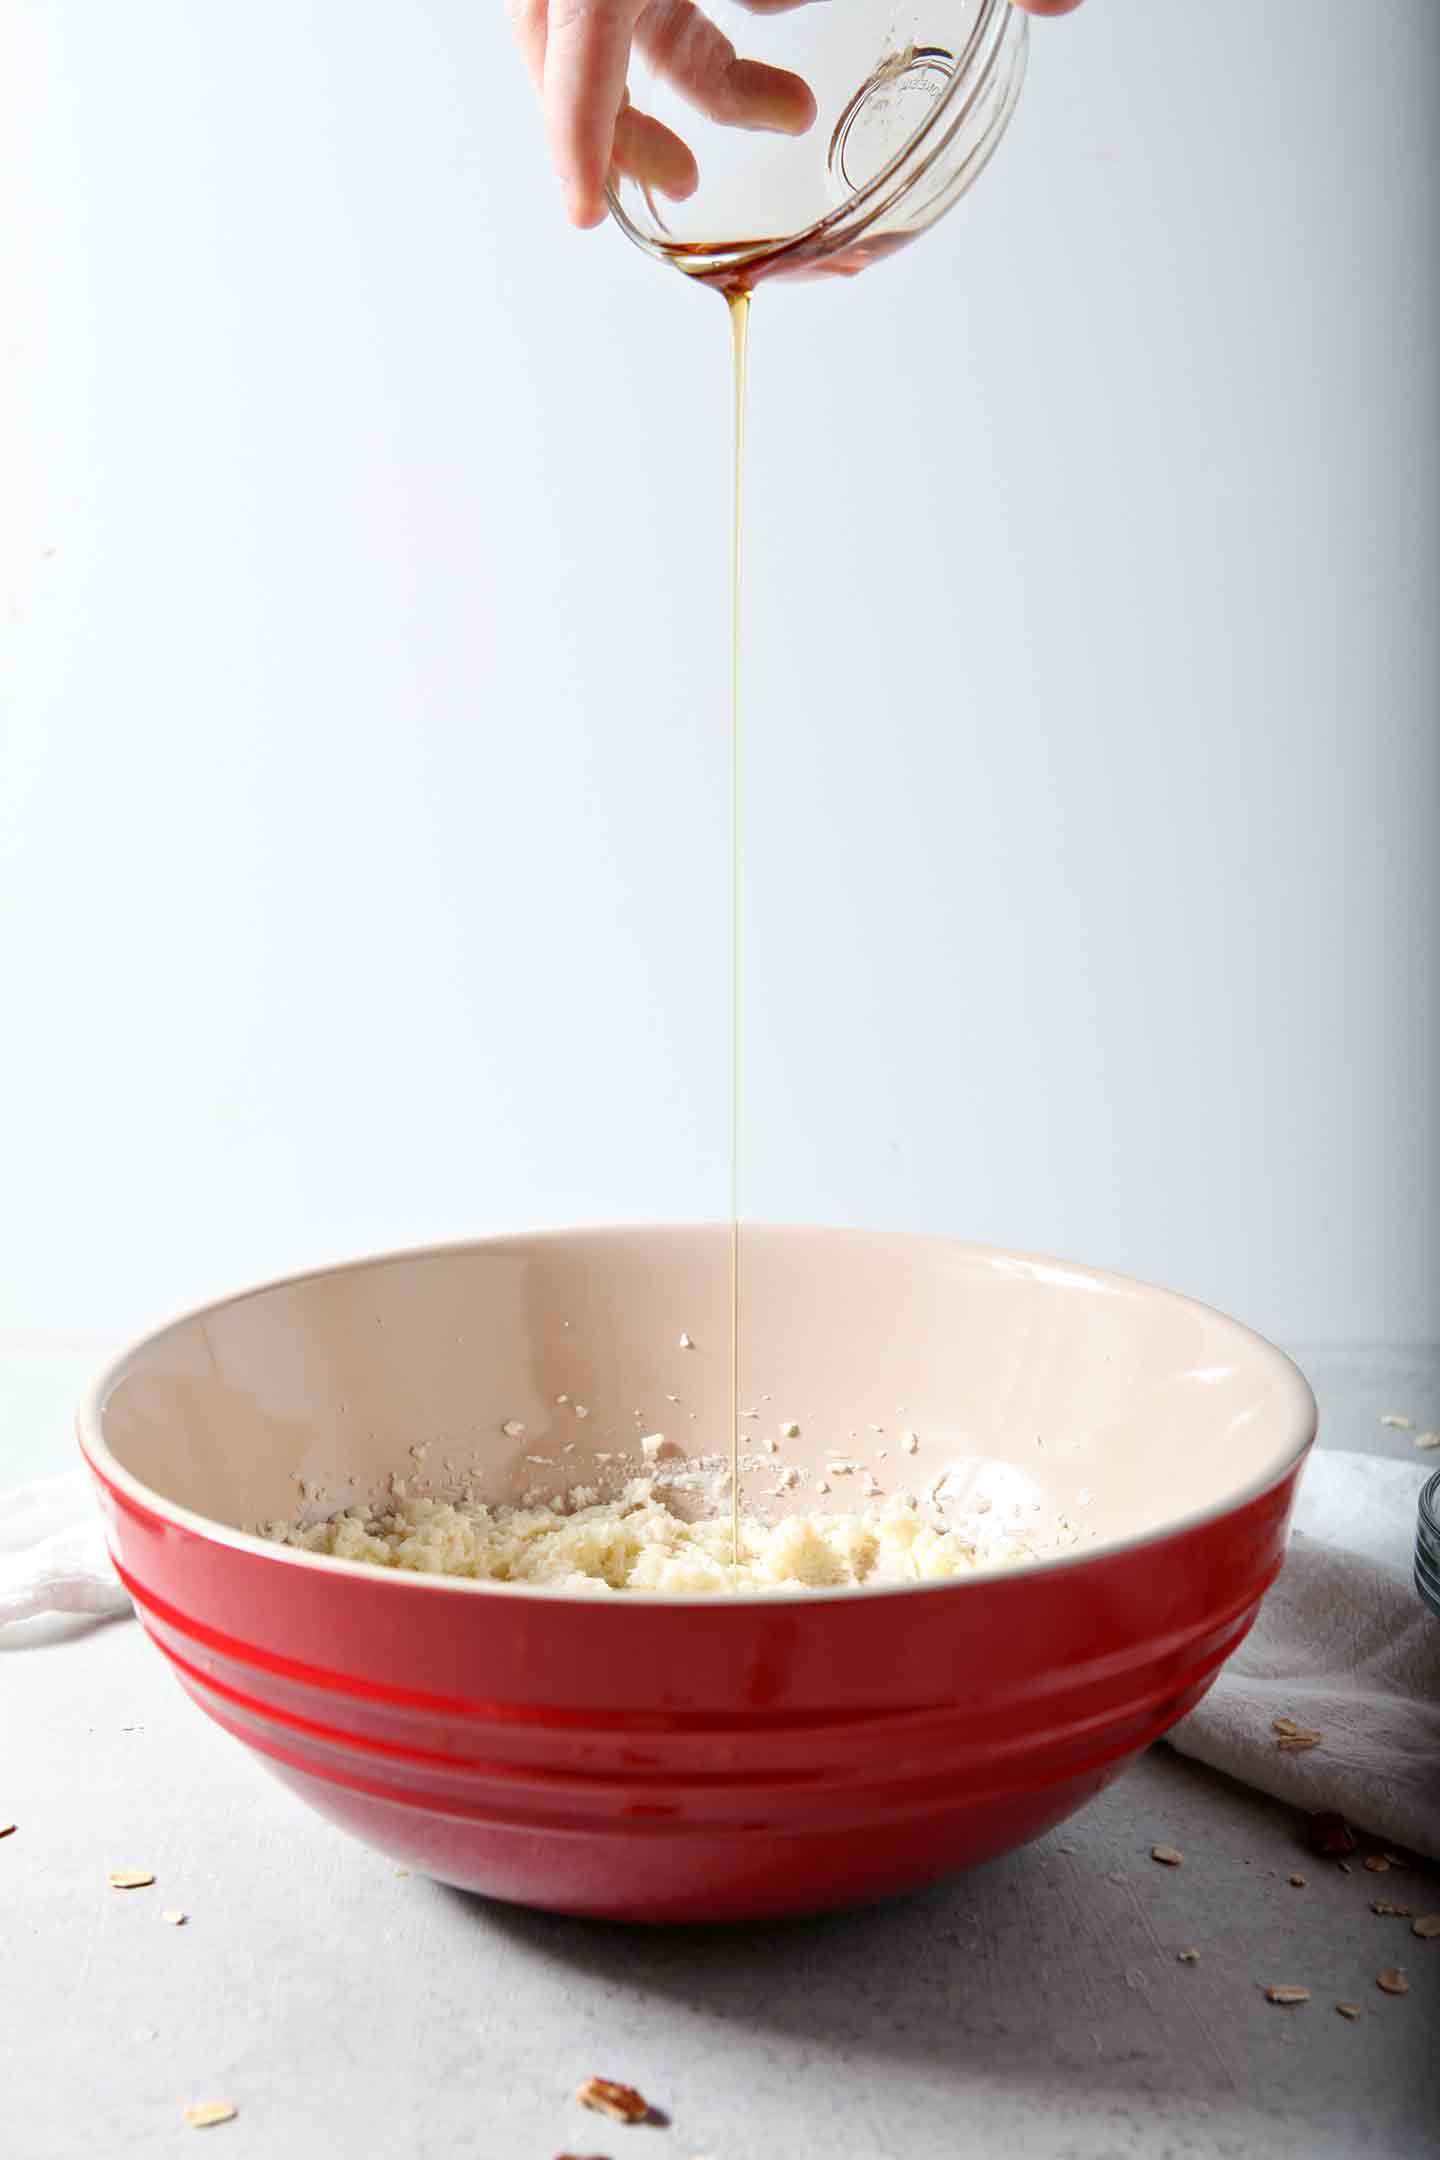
[1150,1845,1183,1867]
[1335,2002,1362,2020]
[183,2104,237,2130]
[1411,1913,1440,1939]
[1265,1986,1310,2005]
[1376,1968,1410,1996]
[107,1870,155,1890]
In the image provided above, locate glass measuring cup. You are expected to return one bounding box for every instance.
[606,0,1029,291]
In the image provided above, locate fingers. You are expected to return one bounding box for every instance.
[614,102,700,200]
[635,0,815,135]
[512,0,823,232]
[543,0,648,227]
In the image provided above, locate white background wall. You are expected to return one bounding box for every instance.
[2,0,1436,1349]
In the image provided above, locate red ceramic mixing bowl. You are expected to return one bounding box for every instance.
[78,1227,1315,1923]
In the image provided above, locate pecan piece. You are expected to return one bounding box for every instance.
[576,2078,653,2126]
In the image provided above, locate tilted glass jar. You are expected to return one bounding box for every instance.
[607,0,1029,293]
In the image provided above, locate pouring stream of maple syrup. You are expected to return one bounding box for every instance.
[726,288,749,1569]
[685,234,917,1568]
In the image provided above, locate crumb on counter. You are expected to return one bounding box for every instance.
[576,2076,654,2123]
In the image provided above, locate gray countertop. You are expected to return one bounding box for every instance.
[4,1340,1437,2160]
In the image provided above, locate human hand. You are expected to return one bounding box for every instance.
[509,0,1085,232]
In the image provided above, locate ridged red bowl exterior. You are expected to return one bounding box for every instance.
[83,1450,1301,1923]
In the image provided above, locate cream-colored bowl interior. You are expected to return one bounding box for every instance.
[88,1226,1315,1572]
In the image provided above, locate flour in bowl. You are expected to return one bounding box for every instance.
[262,1478,1057,1594]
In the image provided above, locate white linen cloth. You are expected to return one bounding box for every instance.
[0,1469,133,1624]
[1167,1449,1439,1858]
[4,1452,1436,1854]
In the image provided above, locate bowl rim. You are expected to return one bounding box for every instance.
[76,1224,1319,1610]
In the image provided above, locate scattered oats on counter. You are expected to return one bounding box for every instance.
[107,1869,155,1890]
[1265,1986,1310,2006]
[264,1476,1050,1595]
[183,2103,237,2130]
[1150,1845,1184,1868]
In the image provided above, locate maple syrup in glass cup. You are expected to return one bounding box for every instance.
[606,0,1029,292]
